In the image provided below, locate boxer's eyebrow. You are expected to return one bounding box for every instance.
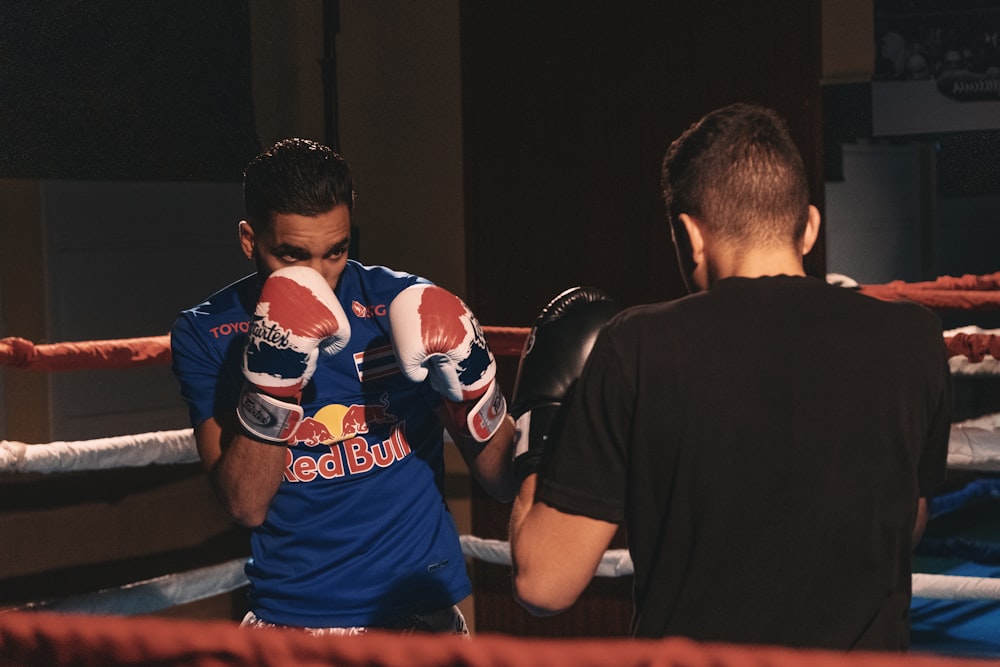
[270,244,309,260]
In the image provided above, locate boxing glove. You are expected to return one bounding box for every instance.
[389,284,506,442]
[237,266,351,444]
[511,286,618,484]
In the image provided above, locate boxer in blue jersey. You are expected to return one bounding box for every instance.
[171,139,515,633]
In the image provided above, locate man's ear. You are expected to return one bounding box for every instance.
[801,205,821,256]
[238,220,255,260]
[679,213,706,266]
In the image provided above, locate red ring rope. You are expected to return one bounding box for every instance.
[4,272,1000,372]
[0,329,530,372]
[3,328,1000,372]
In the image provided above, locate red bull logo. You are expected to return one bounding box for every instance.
[290,394,397,445]
[292,417,336,446]
[283,423,412,483]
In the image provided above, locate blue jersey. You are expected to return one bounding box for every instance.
[170,261,471,627]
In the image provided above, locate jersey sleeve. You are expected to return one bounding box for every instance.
[170,313,227,428]
[534,326,631,524]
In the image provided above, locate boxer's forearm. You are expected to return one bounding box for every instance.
[509,476,618,616]
[196,418,286,527]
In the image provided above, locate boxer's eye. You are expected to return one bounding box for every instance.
[270,245,308,263]
[324,240,350,259]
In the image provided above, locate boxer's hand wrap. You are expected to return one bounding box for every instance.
[237,266,351,444]
[511,286,618,484]
[389,284,506,443]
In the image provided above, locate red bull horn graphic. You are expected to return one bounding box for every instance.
[291,393,397,445]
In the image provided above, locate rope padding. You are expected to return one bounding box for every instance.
[11,541,994,616]
[9,410,1000,474]
[945,326,1000,367]
[869,272,1000,292]
[0,328,531,372]
[0,335,172,371]
[912,573,1000,600]
[861,271,1000,311]
[948,412,1000,471]
[15,558,249,616]
[3,328,1000,371]
[0,429,199,473]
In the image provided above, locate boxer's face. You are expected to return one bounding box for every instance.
[240,204,351,291]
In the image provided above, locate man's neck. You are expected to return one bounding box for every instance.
[706,245,806,284]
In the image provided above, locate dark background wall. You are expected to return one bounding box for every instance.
[461,2,825,328]
[0,2,259,181]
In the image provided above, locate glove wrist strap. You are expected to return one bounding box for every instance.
[464,380,507,443]
[237,386,303,444]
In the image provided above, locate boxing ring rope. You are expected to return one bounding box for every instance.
[0,327,531,372]
[8,323,1000,475]
[0,429,199,473]
[6,272,1000,652]
[15,557,251,617]
[0,335,173,371]
[4,611,988,667]
[15,537,1000,621]
[859,270,1000,312]
[6,325,1000,375]
[8,411,1000,475]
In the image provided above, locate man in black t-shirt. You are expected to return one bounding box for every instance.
[507,104,951,650]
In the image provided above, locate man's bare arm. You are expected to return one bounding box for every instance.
[509,474,619,615]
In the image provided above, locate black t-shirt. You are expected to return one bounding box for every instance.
[536,275,952,650]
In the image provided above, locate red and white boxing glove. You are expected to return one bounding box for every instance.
[237,266,351,444]
[389,284,507,442]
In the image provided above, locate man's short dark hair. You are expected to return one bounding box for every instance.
[243,138,355,231]
[661,104,810,246]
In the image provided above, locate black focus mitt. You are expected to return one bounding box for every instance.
[510,286,619,485]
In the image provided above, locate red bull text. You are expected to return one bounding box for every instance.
[283,424,412,482]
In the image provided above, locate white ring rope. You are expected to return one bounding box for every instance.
[949,412,1000,471]
[949,356,1000,377]
[8,414,1000,474]
[0,428,199,474]
[911,573,1000,600]
[12,540,997,615]
[17,557,250,616]
[945,326,1000,377]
